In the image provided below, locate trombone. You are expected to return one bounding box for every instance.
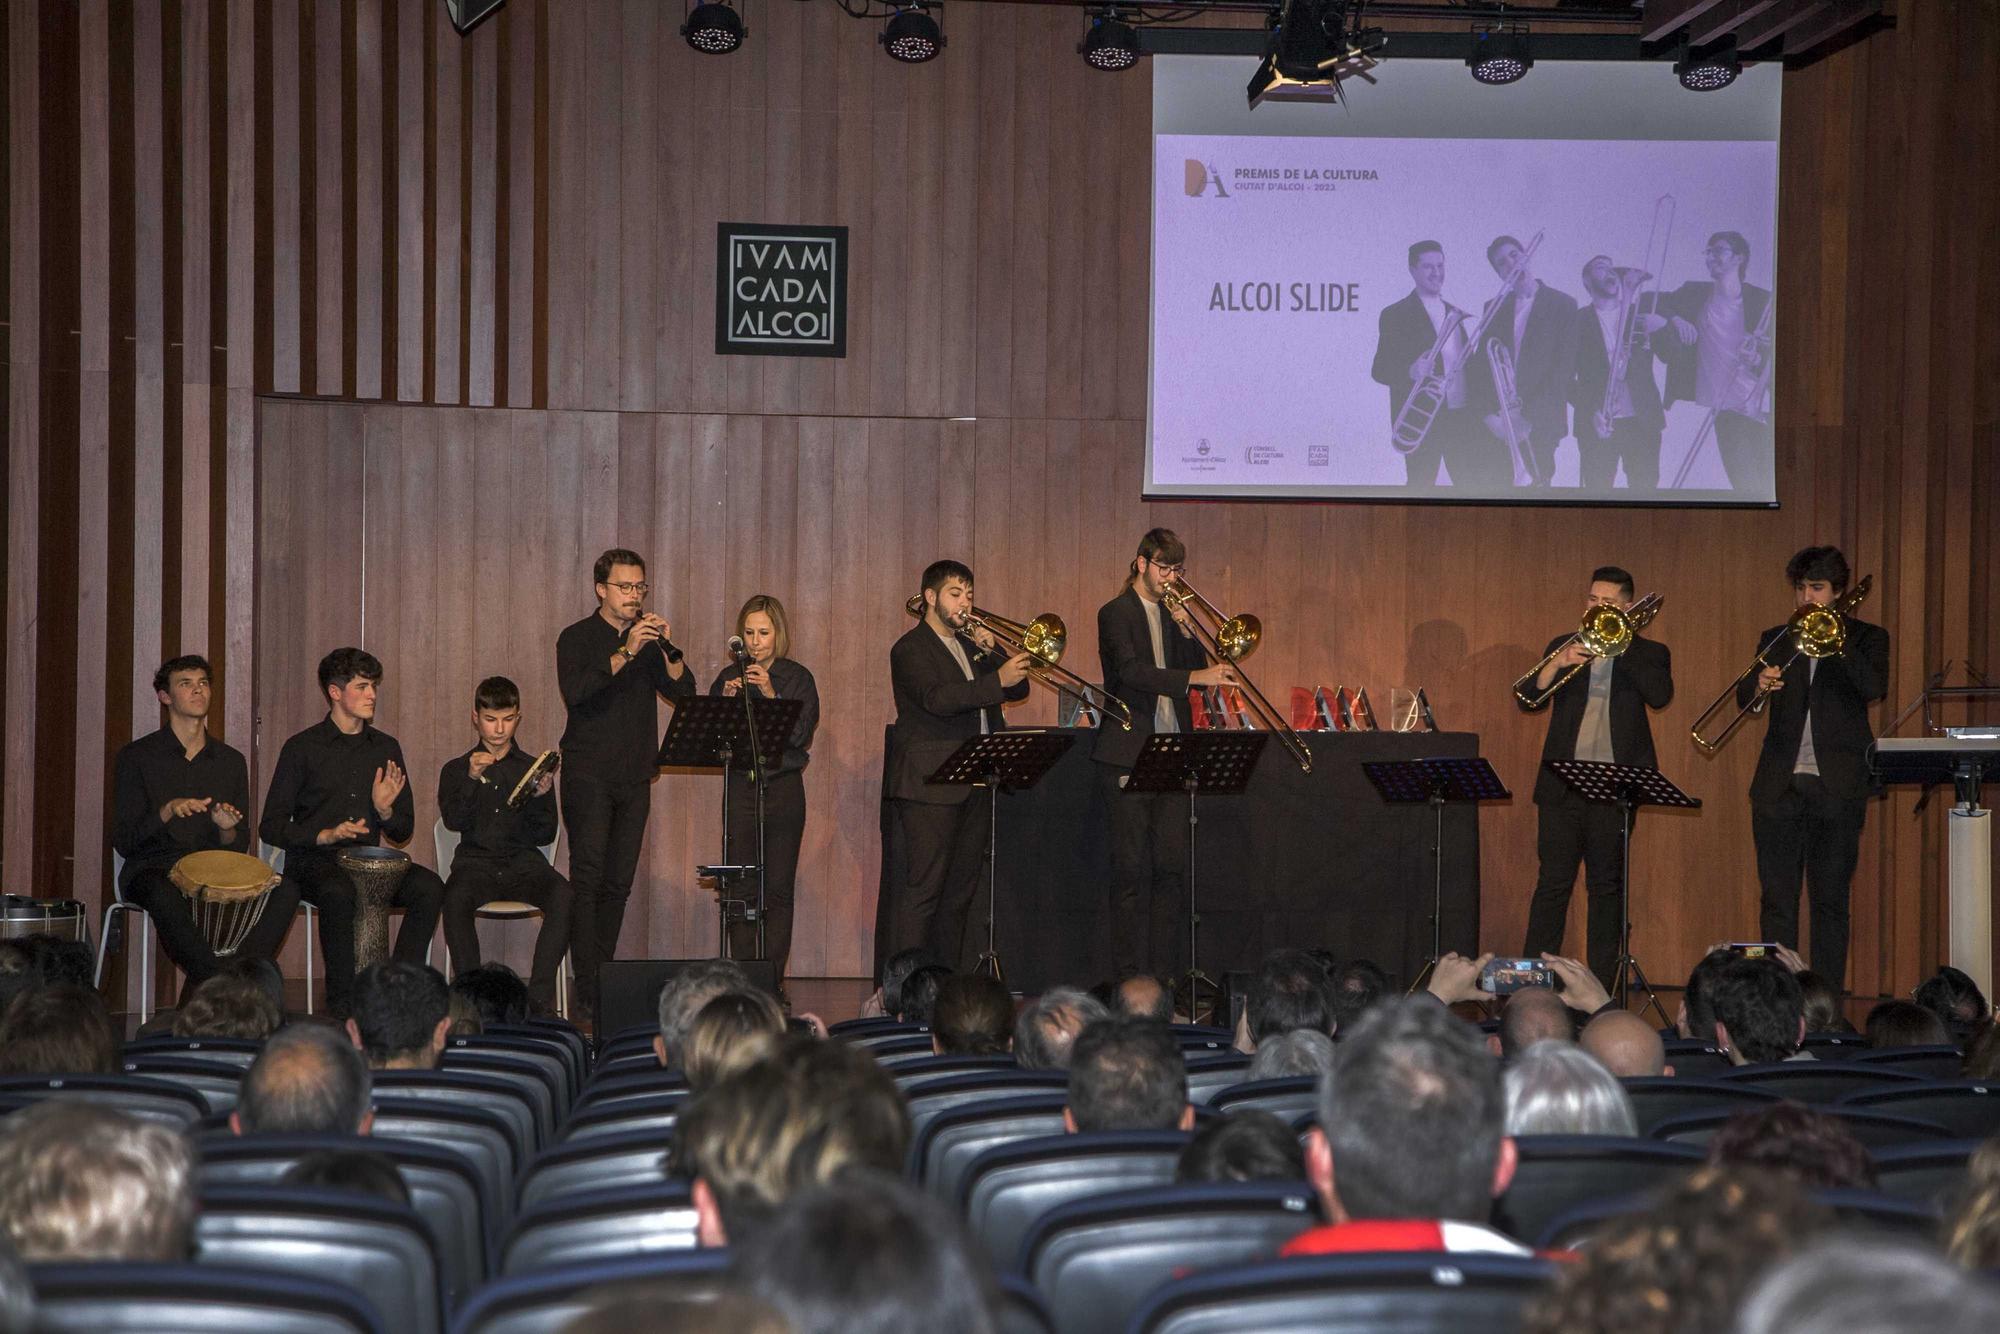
[1160,577,1314,774]
[902,595,1133,730]
[1689,574,1873,753]
[1513,593,1665,709]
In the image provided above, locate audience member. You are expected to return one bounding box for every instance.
[684,989,787,1093]
[1495,987,1576,1060]
[929,974,1013,1056]
[282,1148,412,1206]
[1795,970,1851,1034]
[1676,947,1734,1040]
[16,935,92,989]
[1064,1016,1194,1134]
[452,964,531,1028]
[1247,1028,1337,1081]
[560,1292,788,1334]
[861,946,943,1021]
[0,942,35,1015]
[896,964,950,1027]
[651,958,752,1069]
[346,961,452,1069]
[0,1234,32,1334]
[671,1035,909,1248]
[1581,1009,1674,1077]
[232,1022,375,1135]
[734,1174,999,1334]
[0,1102,194,1262]
[1330,958,1390,1026]
[447,989,484,1038]
[1013,987,1108,1071]
[1176,1110,1307,1185]
[218,956,287,1016]
[1244,950,1336,1048]
[1524,1166,1827,1334]
[171,971,283,1040]
[0,983,119,1075]
[1914,966,1990,1045]
[1864,999,1949,1049]
[1502,1040,1637,1137]
[1944,1134,2000,1271]
[1709,956,1806,1065]
[1704,1102,1876,1191]
[1736,1233,2000,1334]
[1286,996,1526,1257]
[1115,974,1176,1024]
[1962,1022,2000,1079]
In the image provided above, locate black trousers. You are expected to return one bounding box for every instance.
[442,851,573,1009]
[1715,410,1773,495]
[722,769,806,988]
[1522,793,1628,988]
[1100,764,1189,981]
[1403,409,1507,489]
[559,773,652,1014]
[285,850,446,1017]
[1579,419,1663,492]
[892,796,991,973]
[1755,773,1867,992]
[121,865,301,991]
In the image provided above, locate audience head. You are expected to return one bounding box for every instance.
[672,1036,910,1248]
[1502,1040,1637,1137]
[1065,1016,1194,1134]
[1945,1135,2000,1270]
[172,971,283,1040]
[0,983,119,1075]
[1495,986,1574,1060]
[1865,999,1949,1049]
[653,958,752,1069]
[1581,1009,1673,1078]
[282,1149,412,1206]
[734,1174,999,1334]
[896,964,951,1027]
[0,942,35,1015]
[930,974,1014,1056]
[1329,958,1390,1031]
[1680,947,1734,1040]
[1013,987,1109,1071]
[234,1022,375,1136]
[1114,974,1175,1024]
[1794,970,1847,1033]
[1737,1233,2000,1334]
[1710,957,1805,1064]
[1176,1110,1307,1185]
[878,947,943,1019]
[217,956,287,1015]
[17,935,92,989]
[1311,996,1509,1225]
[684,989,787,1093]
[1704,1102,1877,1191]
[447,990,484,1038]
[1248,950,1336,1044]
[347,961,452,1069]
[1247,1028,1337,1082]
[451,964,530,1028]
[0,1102,194,1262]
[1914,965,1990,1041]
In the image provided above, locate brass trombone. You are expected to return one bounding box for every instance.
[902,595,1133,730]
[1160,577,1313,774]
[1513,593,1665,709]
[1689,574,1873,753]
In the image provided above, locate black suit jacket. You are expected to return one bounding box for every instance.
[1472,281,1579,446]
[1371,289,1458,426]
[1569,297,1666,432]
[1736,618,1890,805]
[888,622,1031,805]
[1091,587,1210,770]
[1520,635,1674,804]
[1658,280,1773,409]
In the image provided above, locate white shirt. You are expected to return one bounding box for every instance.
[934,625,988,735]
[1575,655,1616,764]
[1140,597,1179,734]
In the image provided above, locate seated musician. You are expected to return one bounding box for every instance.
[111,655,299,998]
[437,676,570,1015]
[259,648,445,1019]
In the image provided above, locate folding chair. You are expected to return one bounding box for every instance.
[434,820,572,1019]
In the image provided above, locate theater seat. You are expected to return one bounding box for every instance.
[371,1069,539,1158]
[196,1185,443,1334]
[571,1068,689,1117]
[501,1181,700,1276]
[864,1033,942,1061]
[1128,1251,1559,1334]
[1185,1053,1254,1105]
[449,1250,730,1334]
[911,1094,1072,1201]
[120,1055,244,1114]
[447,1035,578,1110]
[959,1130,1190,1269]
[1620,1077,1781,1134]
[517,1130,673,1213]
[1533,1183,1939,1249]
[1851,1046,1968,1081]
[123,1034,264,1069]
[0,1073,209,1129]
[996,1271,1057,1334]
[1840,1082,2000,1141]
[1810,1186,1943,1237]
[1717,1062,1922,1104]
[438,1050,561,1145]
[1493,1136,1703,1244]
[901,1070,1069,1139]
[28,1261,385,1333]
[558,1091,688,1143]
[593,1026,661,1062]
[1207,1076,1319,1121]
[584,1051,665,1082]
[1649,1105,1951,1149]
[1870,1140,1986,1207]
[831,1018,927,1044]
[1801,1032,1871,1061]
[487,1023,589,1095]
[369,1098,522,1235]
[884,1053,1017,1085]
[1022,1181,1323,1334]
[1660,1039,1733,1076]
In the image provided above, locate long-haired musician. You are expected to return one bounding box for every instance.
[709,595,820,997]
[1570,255,1670,492]
[1663,230,1774,493]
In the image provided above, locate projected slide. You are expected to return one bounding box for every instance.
[1146,60,1781,505]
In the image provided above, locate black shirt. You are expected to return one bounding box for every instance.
[111,726,252,885]
[556,610,696,785]
[438,742,561,860]
[705,657,821,776]
[258,716,417,855]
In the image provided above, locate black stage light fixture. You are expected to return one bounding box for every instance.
[1247,0,1386,109]
[682,0,745,55]
[444,0,506,37]
[1467,24,1532,85]
[882,5,945,63]
[1676,35,1741,91]
[1079,10,1141,72]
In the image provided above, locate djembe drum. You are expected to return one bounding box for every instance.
[336,846,411,971]
[168,850,280,956]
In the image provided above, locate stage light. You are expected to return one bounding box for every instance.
[1247,0,1385,109]
[1467,25,1532,85]
[1676,36,1740,91]
[443,0,506,36]
[881,5,945,63]
[682,1,745,54]
[1079,11,1140,72]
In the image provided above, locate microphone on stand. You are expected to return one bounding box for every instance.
[727,635,749,661]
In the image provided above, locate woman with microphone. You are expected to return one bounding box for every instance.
[709,594,820,999]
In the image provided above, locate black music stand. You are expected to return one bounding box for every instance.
[660,694,803,961]
[1127,732,1269,1025]
[1362,756,1510,993]
[927,730,1076,982]
[1546,759,1700,1025]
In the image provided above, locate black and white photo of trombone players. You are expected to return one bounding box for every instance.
[1371,240,1478,488]
[1660,229,1774,494]
[1468,234,1577,488]
[1570,255,1670,493]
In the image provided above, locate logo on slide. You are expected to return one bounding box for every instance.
[1183,159,1230,199]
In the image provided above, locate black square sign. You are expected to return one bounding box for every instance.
[715,223,848,358]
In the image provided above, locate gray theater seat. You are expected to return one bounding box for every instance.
[501,1181,700,1276]
[28,1261,384,1334]
[959,1131,1190,1269]
[196,1186,442,1334]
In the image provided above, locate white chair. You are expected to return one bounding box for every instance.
[95,850,161,1024]
[435,818,570,1019]
[256,840,320,1014]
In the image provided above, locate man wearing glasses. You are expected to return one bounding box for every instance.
[555,547,693,1020]
[1094,529,1241,981]
[1662,230,1774,493]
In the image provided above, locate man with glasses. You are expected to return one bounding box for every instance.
[1662,230,1774,494]
[556,548,693,1019]
[1094,530,1241,980]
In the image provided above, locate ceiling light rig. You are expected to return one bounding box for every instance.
[682,0,746,54]
[1079,9,1141,72]
[881,4,946,63]
[1675,34,1741,92]
[1466,23,1532,85]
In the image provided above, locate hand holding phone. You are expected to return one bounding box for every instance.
[1479,957,1555,995]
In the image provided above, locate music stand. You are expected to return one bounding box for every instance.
[1126,732,1269,1025]
[1362,756,1511,993]
[1546,759,1701,1024]
[659,695,803,960]
[926,730,1076,981]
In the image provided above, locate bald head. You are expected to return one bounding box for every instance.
[1497,987,1573,1059]
[1581,1009,1670,1078]
[234,1024,373,1135]
[1116,975,1174,1024]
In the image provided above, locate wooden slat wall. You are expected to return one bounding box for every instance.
[3,0,1996,998]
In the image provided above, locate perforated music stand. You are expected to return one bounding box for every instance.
[1127,732,1269,1025]
[661,695,804,960]
[1546,759,1700,1024]
[1362,756,1511,993]
[927,730,1076,981]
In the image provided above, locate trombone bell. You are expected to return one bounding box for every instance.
[1216,615,1261,663]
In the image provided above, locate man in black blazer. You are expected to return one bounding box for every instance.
[1570,255,1669,493]
[1518,566,1674,987]
[1094,529,1239,980]
[1472,234,1578,487]
[1736,546,1888,993]
[886,560,1031,972]
[1370,239,1475,488]
[1659,229,1774,495]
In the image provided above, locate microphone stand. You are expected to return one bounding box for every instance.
[732,645,771,963]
